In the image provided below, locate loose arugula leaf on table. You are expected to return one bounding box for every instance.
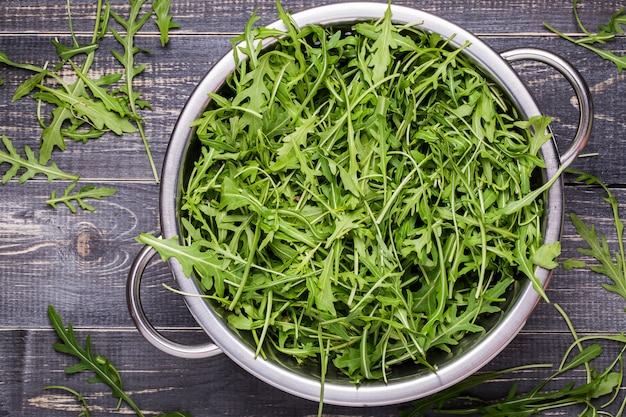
[401,305,626,417]
[35,85,136,135]
[0,53,56,103]
[565,170,626,306]
[0,135,79,184]
[110,0,159,182]
[47,305,193,417]
[568,0,625,44]
[153,0,180,47]
[0,0,181,212]
[47,183,117,213]
[544,0,626,72]
[48,305,145,416]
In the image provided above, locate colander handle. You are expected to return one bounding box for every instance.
[127,243,222,359]
[501,47,593,168]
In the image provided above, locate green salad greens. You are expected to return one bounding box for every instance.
[140,2,559,397]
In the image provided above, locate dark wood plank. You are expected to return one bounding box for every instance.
[1,0,625,36]
[2,328,622,417]
[0,179,205,329]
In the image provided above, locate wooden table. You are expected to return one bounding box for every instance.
[1,1,625,415]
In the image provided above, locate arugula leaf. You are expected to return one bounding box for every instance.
[566,170,626,305]
[571,212,626,302]
[12,71,48,102]
[47,305,146,416]
[402,305,626,417]
[46,183,117,213]
[67,59,128,116]
[360,5,398,84]
[545,1,626,72]
[0,135,79,183]
[0,52,52,76]
[35,85,136,135]
[110,0,160,182]
[532,241,561,270]
[47,306,194,417]
[52,39,99,62]
[153,0,180,47]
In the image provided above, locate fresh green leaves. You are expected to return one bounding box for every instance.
[47,183,117,213]
[47,305,193,417]
[566,170,626,306]
[0,0,180,211]
[153,0,180,47]
[144,3,557,400]
[110,0,161,181]
[0,135,78,183]
[545,1,626,72]
[402,305,626,417]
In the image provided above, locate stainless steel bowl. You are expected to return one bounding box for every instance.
[128,2,592,407]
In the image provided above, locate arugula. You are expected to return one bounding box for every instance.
[402,304,626,416]
[544,0,626,72]
[153,0,180,47]
[47,305,192,417]
[0,135,78,183]
[0,0,179,209]
[565,170,626,306]
[143,3,559,405]
[43,386,91,417]
[47,183,118,213]
[110,0,160,182]
[40,0,113,164]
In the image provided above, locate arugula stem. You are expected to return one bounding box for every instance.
[136,120,159,182]
[48,306,146,417]
[43,385,91,417]
[229,219,262,309]
[110,0,160,182]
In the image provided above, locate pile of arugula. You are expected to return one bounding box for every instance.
[0,0,178,211]
[141,2,559,410]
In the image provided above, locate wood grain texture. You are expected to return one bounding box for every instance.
[1,0,626,416]
[2,329,623,416]
[1,0,625,35]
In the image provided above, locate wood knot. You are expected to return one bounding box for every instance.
[74,222,106,261]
